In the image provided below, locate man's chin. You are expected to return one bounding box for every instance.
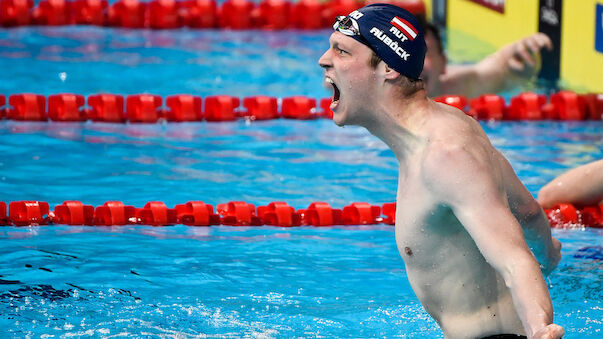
[332,112,347,127]
[333,111,365,128]
[333,119,345,127]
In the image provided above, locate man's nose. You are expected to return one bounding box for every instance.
[318,50,332,69]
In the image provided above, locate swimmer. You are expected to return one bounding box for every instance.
[538,159,603,209]
[420,19,552,97]
[319,4,563,338]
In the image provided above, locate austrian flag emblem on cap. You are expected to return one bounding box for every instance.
[391,16,417,41]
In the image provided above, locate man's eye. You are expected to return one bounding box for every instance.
[336,47,347,55]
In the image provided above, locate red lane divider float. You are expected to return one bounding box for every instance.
[0,91,601,123]
[0,0,426,29]
[1,200,601,228]
[544,203,603,229]
[54,200,95,225]
[126,94,163,123]
[434,91,603,121]
[257,201,301,227]
[6,93,46,121]
[298,202,342,226]
[175,201,220,226]
[218,201,263,226]
[48,94,86,121]
[243,96,279,120]
[7,201,50,226]
[0,93,331,122]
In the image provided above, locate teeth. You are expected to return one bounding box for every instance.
[325,77,334,84]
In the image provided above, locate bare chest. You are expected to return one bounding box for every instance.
[393,171,470,264]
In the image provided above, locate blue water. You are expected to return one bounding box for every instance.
[0,27,327,98]
[1,27,602,337]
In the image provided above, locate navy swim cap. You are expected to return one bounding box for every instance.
[333,3,426,80]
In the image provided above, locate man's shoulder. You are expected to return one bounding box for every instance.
[420,105,491,155]
[415,102,493,181]
[419,111,482,161]
[421,139,474,171]
[419,132,494,190]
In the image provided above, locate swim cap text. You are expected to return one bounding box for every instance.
[349,10,364,20]
[369,27,410,60]
[389,26,409,42]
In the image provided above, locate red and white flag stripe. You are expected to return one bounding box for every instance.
[391,16,417,40]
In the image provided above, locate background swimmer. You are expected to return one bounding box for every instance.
[538,159,603,209]
[419,18,552,98]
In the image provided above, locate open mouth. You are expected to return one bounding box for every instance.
[325,77,340,109]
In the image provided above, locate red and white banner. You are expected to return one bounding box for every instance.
[390,16,418,40]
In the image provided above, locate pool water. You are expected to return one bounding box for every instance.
[0,27,326,98]
[1,27,602,338]
[0,224,599,338]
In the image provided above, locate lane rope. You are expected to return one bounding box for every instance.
[1,200,601,228]
[0,0,426,30]
[0,91,601,123]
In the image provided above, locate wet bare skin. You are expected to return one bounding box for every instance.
[538,159,603,208]
[318,31,563,339]
[395,197,524,338]
[393,104,526,338]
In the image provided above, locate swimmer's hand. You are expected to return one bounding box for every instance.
[507,33,553,79]
[533,323,564,339]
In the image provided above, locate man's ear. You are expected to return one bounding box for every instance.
[383,63,401,80]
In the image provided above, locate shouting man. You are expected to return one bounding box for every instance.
[318,4,563,339]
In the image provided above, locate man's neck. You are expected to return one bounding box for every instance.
[363,89,431,163]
